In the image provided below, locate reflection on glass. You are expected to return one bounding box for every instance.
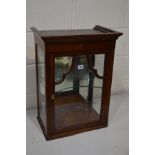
[37,46,46,129]
[55,56,72,83]
[94,54,105,76]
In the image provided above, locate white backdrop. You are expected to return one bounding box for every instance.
[26,0,129,109]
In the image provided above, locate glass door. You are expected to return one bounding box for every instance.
[54,54,105,131]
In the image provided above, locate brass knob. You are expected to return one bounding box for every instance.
[51,94,55,100]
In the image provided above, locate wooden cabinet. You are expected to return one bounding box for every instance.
[31,25,122,140]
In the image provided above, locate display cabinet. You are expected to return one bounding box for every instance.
[31,25,122,140]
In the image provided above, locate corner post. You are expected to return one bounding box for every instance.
[100,44,116,126]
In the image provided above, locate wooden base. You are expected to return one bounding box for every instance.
[37,94,108,140]
[47,123,107,140]
[37,116,108,140]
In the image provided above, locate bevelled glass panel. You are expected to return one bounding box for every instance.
[54,54,105,131]
[37,46,46,129]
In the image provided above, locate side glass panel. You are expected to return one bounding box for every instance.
[94,54,105,76]
[37,46,46,129]
[54,54,105,131]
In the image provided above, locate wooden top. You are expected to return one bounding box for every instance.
[39,29,104,37]
[31,25,123,44]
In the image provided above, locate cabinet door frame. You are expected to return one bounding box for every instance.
[45,42,115,139]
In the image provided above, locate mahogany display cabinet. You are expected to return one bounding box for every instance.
[31,25,122,140]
